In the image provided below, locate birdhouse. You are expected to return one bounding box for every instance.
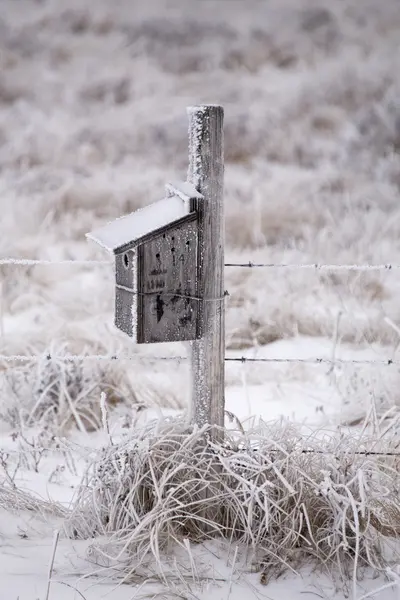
[87,182,203,344]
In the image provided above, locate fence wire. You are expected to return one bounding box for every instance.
[0,354,185,363]
[1,444,400,459]
[1,258,400,271]
[0,354,398,367]
[0,259,111,266]
[225,356,398,366]
[225,262,399,270]
[0,257,398,368]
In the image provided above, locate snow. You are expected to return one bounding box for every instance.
[187,106,206,188]
[1,520,398,600]
[165,180,203,201]
[86,194,190,253]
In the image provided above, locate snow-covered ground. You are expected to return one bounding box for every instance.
[1,0,400,597]
[1,511,398,600]
[1,383,400,600]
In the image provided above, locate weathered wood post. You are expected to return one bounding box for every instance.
[187,105,225,440]
[88,104,225,444]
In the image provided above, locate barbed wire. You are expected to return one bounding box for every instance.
[0,354,185,363]
[225,262,399,271]
[2,261,400,461]
[1,259,398,369]
[1,258,400,271]
[2,444,400,459]
[225,356,398,366]
[0,259,111,266]
[116,284,229,302]
[0,354,398,366]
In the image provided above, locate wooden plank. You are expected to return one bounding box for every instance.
[115,250,136,337]
[138,216,199,343]
[187,105,225,440]
[114,213,199,343]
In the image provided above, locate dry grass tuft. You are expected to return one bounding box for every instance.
[0,346,137,433]
[67,419,400,588]
[0,483,68,518]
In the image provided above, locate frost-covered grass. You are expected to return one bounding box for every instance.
[2,412,400,598]
[0,347,141,433]
[66,418,400,595]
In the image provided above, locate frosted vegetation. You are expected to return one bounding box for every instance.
[1,0,400,596]
[1,0,400,360]
[1,0,400,410]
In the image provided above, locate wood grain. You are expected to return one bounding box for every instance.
[187,105,225,440]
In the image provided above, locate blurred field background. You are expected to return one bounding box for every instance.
[1,0,400,420]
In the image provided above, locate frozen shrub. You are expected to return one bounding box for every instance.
[79,77,131,105]
[67,419,400,588]
[224,111,264,164]
[124,18,235,51]
[60,9,91,35]
[354,86,400,156]
[0,76,32,105]
[124,18,237,73]
[0,349,132,432]
[299,7,340,52]
[0,23,43,59]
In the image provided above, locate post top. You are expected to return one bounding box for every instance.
[187,104,224,115]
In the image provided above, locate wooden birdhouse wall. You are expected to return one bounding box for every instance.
[115,248,137,337]
[137,215,199,343]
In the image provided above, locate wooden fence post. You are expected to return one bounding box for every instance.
[187,105,225,440]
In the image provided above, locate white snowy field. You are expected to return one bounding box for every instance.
[1,0,400,598]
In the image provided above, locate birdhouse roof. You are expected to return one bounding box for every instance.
[86,182,202,253]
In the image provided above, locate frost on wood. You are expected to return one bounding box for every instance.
[187,106,208,189]
[187,105,225,436]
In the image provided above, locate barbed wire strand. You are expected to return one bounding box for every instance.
[1,258,400,271]
[0,260,398,366]
[115,284,229,302]
[1,445,400,458]
[0,354,185,363]
[0,259,111,266]
[225,357,398,366]
[2,263,400,460]
[0,354,398,366]
[225,262,398,270]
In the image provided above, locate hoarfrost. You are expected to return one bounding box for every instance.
[87,194,189,253]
